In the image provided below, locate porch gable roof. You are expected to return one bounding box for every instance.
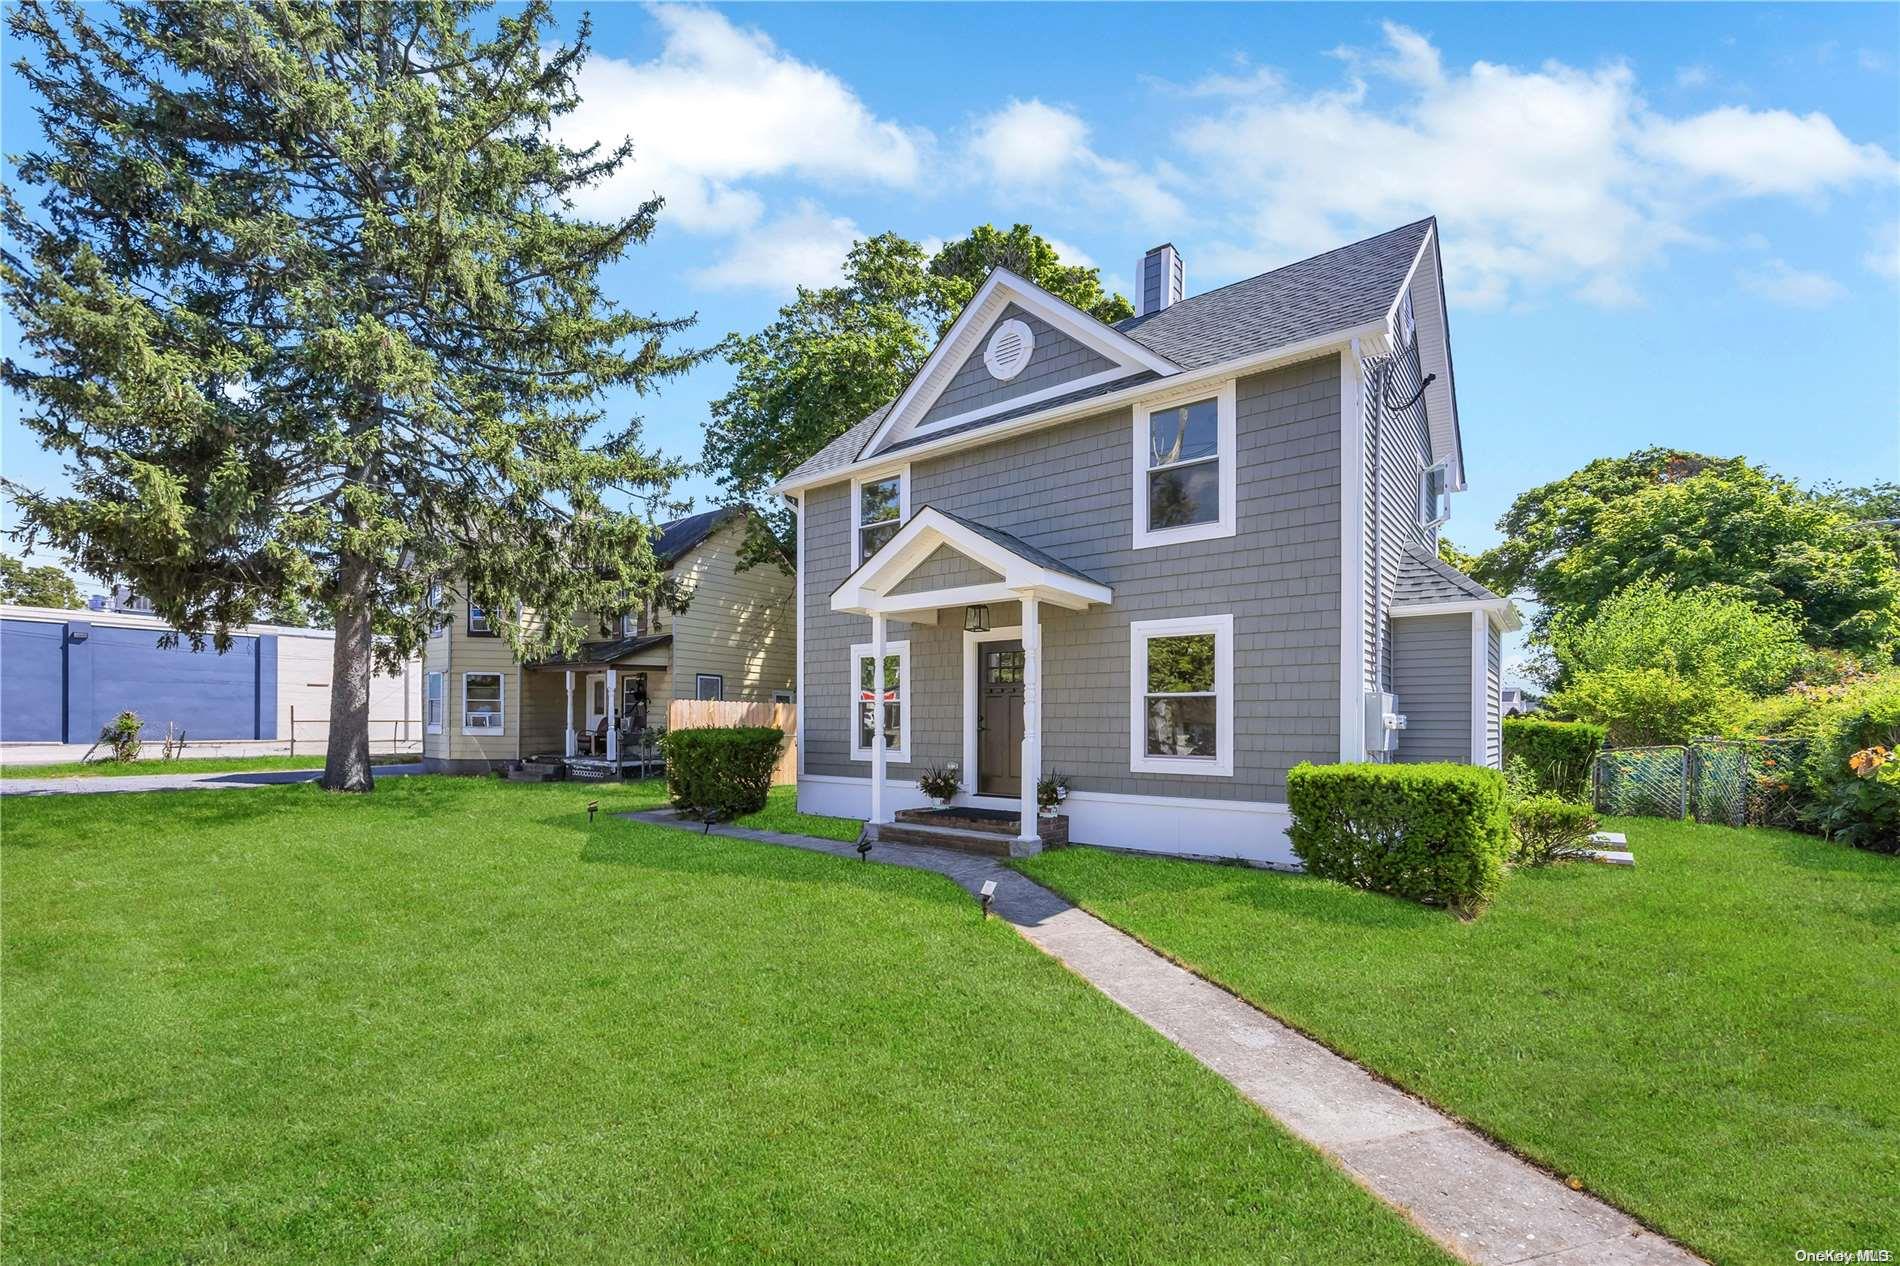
[830,505,1111,619]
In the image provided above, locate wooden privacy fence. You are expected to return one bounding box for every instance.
[667,699,798,785]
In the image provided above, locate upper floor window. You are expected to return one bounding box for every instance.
[1397,289,1417,348]
[1419,460,1451,529]
[852,468,909,564]
[619,601,653,639]
[427,581,446,638]
[1132,381,1237,549]
[467,604,495,636]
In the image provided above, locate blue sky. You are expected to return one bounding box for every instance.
[4,3,1898,678]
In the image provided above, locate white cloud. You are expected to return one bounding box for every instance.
[1865,219,1900,283]
[1737,259,1847,307]
[690,202,863,293]
[556,6,925,233]
[965,99,1185,230]
[1638,106,1900,197]
[1174,22,1899,308]
[1675,64,1712,89]
[1040,235,1097,270]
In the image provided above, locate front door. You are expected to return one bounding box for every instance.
[585,673,609,737]
[977,640,1025,796]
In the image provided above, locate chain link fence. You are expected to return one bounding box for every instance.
[1593,739,1809,827]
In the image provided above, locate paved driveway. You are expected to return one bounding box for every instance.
[1,763,426,797]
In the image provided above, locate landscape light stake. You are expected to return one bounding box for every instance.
[857,834,873,862]
[980,879,997,919]
[586,800,598,826]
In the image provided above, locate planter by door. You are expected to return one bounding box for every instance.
[978,640,1025,797]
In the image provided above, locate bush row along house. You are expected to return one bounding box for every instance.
[772,218,1516,864]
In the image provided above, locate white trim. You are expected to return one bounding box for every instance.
[694,672,724,701]
[424,671,445,735]
[1131,379,1239,549]
[850,464,911,568]
[1392,598,1522,631]
[794,493,806,778]
[1019,594,1041,843]
[983,317,1035,381]
[1419,459,1451,530]
[1469,610,1488,766]
[461,670,504,734]
[909,366,1134,439]
[832,506,1113,615]
[860,267,1180,457]
[1339,343,1367,761]
[777,324,1382,497]
[849,638,911,764]
[1129,613,1235,778]
[961,623,1024,801]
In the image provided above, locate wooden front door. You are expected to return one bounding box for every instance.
[977,640,1025,797]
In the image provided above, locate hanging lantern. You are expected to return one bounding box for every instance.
[963,604,991,633]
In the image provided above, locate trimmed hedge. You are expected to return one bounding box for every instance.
[1286,762,1511,916]
[1509,795,1599,866]
[658,726,786,823]
[1502,718,1606,802]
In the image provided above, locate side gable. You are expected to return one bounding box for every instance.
[1391,225,1463,491]
[862,267,1177,458]
[888,543,1005,596]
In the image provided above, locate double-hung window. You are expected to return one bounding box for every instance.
[463,672,504,732]
[427,581,446,638]
[849,639,909,762]
[695,673,724,701]
[1419,460,1451,529]
[1129,615,1233,776]
[1132,381,1237,548]
[467,604,494,636]
[853,469,908,564]
[424,672,445,734]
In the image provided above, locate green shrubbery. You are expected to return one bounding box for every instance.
[1501,719,1604,801]
[1508,795,1599,865]
[1287,762,1511,917]
[658,726,785,823]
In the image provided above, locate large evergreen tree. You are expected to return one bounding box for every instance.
[703,224,1132,569]
[3,0,699,789]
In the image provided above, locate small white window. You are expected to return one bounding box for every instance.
[463,672,504,732]
[849,639,909,763]
[467,604,494,636]
[1419,460,1452,529]
[773,690,795,704]
[852,468,909,564]
[427,582,446,638]
[1129,615,1234,777]
[1132,381,1238,549]
[695,673,724,701]
[425,672,445,734]
[983,317,1035,381]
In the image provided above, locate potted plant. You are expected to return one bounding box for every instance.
[1036,771,1070,818]
[917,763,961,807]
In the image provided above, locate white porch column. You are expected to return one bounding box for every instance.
[870,613,887,827]
[1018,594,1042,843]
[564,670,577,757]
[605,667,619,761]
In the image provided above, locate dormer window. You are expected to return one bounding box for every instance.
[1132,381,1238,549]
[852,467,909,564]
[1419,460,1452,528]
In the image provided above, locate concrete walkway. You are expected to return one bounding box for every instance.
[622,809,1703,1266]
[1,763,425,796]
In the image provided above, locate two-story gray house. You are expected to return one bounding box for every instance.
[775,218,1517,865]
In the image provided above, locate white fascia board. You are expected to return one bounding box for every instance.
[831,507,1111,614]
[1392,597,1521,632]
[860,267,1181,457]
[778,323,1384,497]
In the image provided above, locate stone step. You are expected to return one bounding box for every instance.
[893,806,1020,836]
[872,820,1024,858]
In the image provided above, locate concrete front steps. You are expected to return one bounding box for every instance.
[505,758,567,783]
[872,806,1069,858]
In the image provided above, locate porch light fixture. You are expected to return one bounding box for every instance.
[963,604,991,633]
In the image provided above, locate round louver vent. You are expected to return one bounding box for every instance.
[983,318,1035,381]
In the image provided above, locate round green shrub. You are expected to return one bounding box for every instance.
[657,726,786,823]
[1509,795,1599,866]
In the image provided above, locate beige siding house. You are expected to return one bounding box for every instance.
[420,508,795,774]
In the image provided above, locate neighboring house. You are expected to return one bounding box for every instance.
[0,603,420,750]
[775,218,1517,865]
[1501,687,1536,717]
[420,507,796,774]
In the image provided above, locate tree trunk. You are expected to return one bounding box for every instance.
[321,550,376,792]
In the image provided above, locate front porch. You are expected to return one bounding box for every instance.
[830,506,1113,850]
[528,632,672,767]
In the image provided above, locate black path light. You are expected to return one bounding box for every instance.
[979,878,997,919]
[856,830,873,862]
[586,799,598,825]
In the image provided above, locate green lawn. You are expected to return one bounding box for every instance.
[2,777,1446,1265]
[1,753,417,779]
[729,781,863,842]
[1018,817,1900,1265]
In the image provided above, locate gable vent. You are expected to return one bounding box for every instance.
[983,318,1035,381]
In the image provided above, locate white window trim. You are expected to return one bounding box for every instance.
[467,604,494,636]
[773,690,796,705]
[850,464,910,567]
[1129,614,1234,777]
[1419,459,1452,530]
[695,673,724,701]
[1131,379,1238,549]
[461,671,504,734]
[424,671,445,735]
[849,638,911,764]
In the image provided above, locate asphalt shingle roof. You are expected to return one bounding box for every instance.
[651,507,740,565]
[779,218,1435,485]
[1392,545,1499,606]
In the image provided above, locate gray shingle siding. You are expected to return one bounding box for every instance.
[1391,613,1471,763]
[888,544,1002,596]
[802,354,1342,803]
[917,304,1116,428]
